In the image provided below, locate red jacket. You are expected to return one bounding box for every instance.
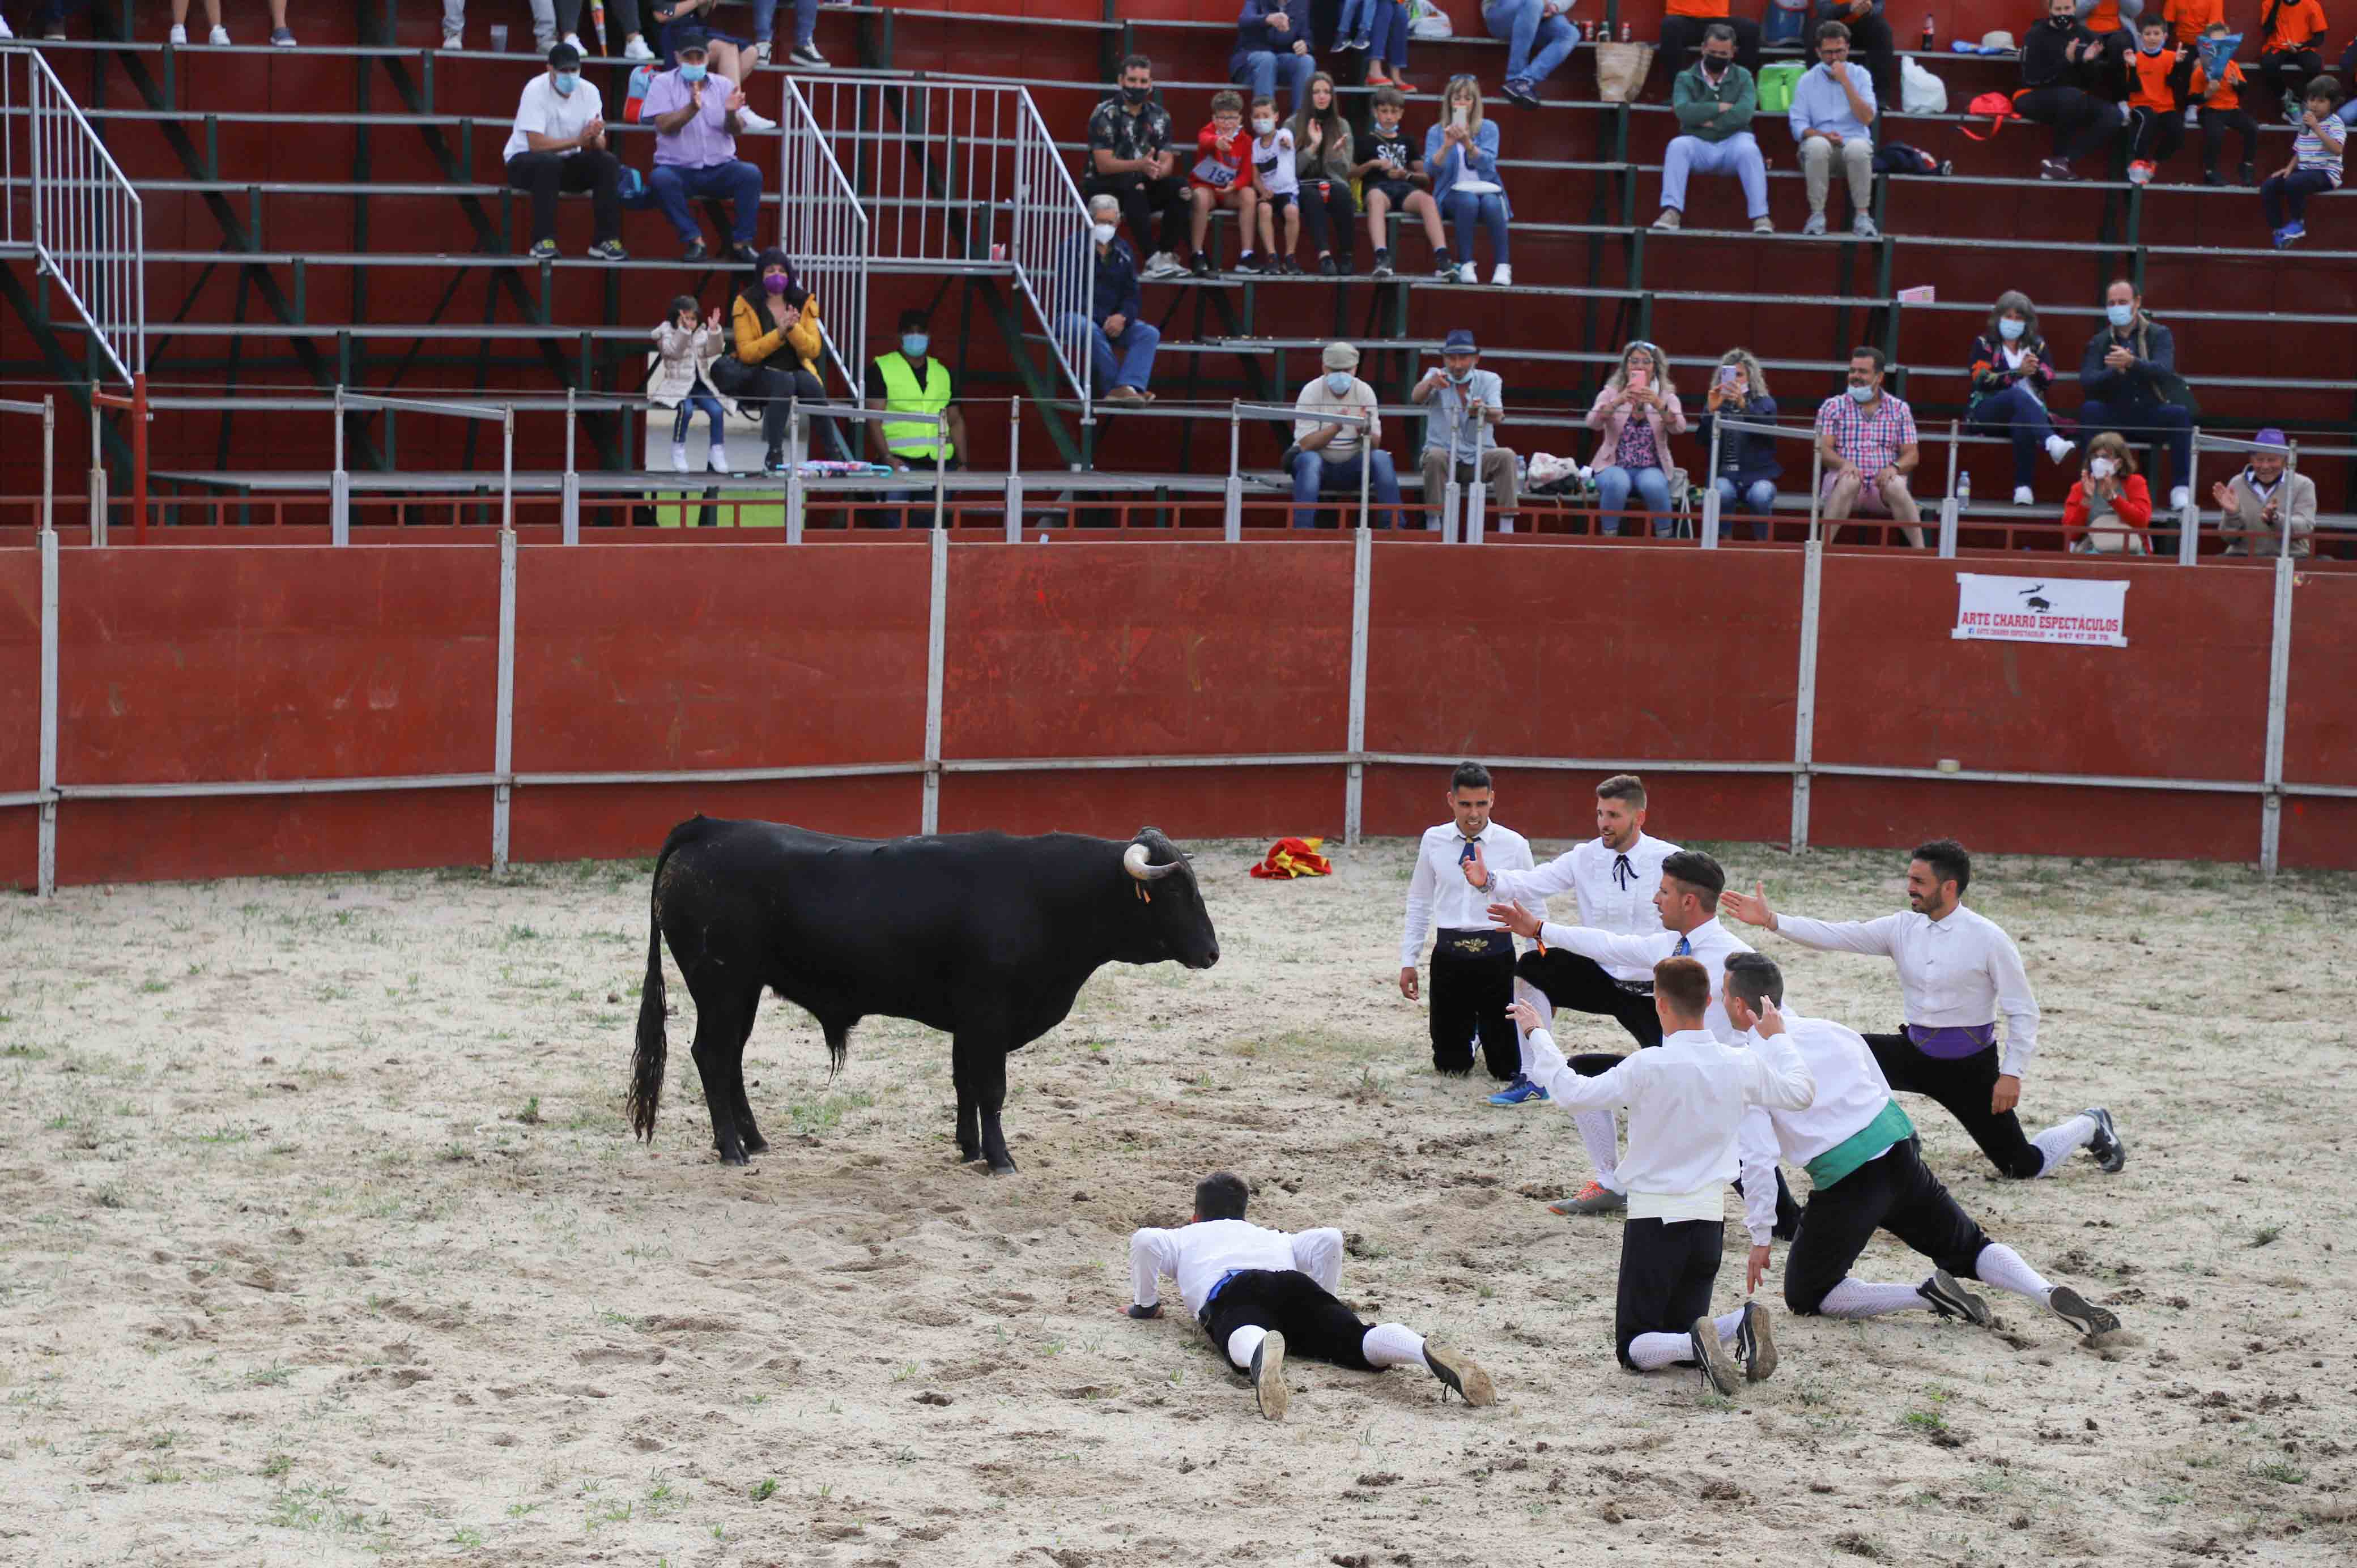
[2062,472,2152,547]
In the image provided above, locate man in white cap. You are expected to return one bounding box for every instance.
[1290,342,1403,529]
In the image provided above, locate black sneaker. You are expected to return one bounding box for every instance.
[1249,1332,1289,1421]
[2039,159,2072,181]
[1188,252,1213,279]
[1279,256,1304,276]
[1735,1300,1777,1383]
[1317,253,1341,276]
[1689,1318,1740,1396]
[2083,1106,2126,1173]
[761,446,787,476]
[1371,246,1393,278]
[1917,1269,1993,1326]
[789,41,829,69]
[682,240,710,263]
[726,241,761,265]
[526,238,559,260]
[1432,248,1456,280]
[1500,78,1541,110]
[2046,1284,2121,1340]
[2239,161,2256,186]
[587,238,626,262]
[1421,1341,1496,1406]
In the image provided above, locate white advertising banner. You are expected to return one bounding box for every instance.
[1952,573,2130,648]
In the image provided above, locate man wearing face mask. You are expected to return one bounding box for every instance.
[1815,346,1924,548]
[502,42,627,262]
[1655,23,1772,234]
[1063,195,1163,403]
[2214,428,2317,557]
[866,309,966,525]
[2077,278,2195,512]
[1411,329,1516,531]
[1084,56,1189,281]
[2019,0,2124,181]
[643,28,766,263]
[1288,342,1402,529]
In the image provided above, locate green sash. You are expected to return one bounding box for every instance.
[1803,1099,1916,1191]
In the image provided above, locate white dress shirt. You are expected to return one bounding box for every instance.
[1525,1025,1814,1220]
[503,73,605,163]
[1533,915,1754,1042]
[1128,1218,1345,1318]
[1488,832,1679,982]
[1736,1011,1900,1245]
[1401,821,1536,966]
[1769,903,2041,1078]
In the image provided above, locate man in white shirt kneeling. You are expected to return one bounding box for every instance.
[1509,956,1815,1397]
[1126,1172,1497,1421]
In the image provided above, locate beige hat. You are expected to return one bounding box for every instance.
[1321,341,1359,372]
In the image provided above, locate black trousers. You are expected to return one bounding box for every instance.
[1614,1217,1722,1368]
[1657,15,1763,79]
[1516,947,1662,1054]
[1297,177,1358,263]
[505,148,622,245]
[1429,931,1518,1079]
[1080,171,1186,256]
[2201,108,2259,171]
[1843,12,1899,104]
[2260,47,2322,103]
[1199,1269,1374,1371]
[2017,86,2122,163]
[707,357,840,460]
[1784,1136,1990,1315]
[2129,106,2185,163]
[1861,1030,2043,1179]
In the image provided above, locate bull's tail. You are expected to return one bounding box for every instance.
[627,823,695,1143]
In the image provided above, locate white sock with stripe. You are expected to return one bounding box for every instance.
[1360,1323,1426,1369]
[1972,1242,2053,1306]
[1226,1324,1267,1370]
[1626,1331,1693,1371]
[1577,1110,1622,1190]
[1512,978,1551,1076]
[1712,1307,1745,1342]
[2030,1114,2098,1177]
[1816,1277,1928,1318]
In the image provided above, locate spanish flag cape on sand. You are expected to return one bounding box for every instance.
[1248,838,1333,879]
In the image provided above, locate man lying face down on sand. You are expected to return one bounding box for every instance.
[1124,1171,1497,1421]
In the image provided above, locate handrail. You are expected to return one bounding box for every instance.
[9,48,144,386]
[1014,86,1094,420]
[778,74,871,407]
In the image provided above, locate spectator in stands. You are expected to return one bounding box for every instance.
[1816,345,1925,547]
[2073,0,2143,97]
[1413,330,1516,529]
[2262,74,2345,245]
[1248,95,1305,275]
[2258,0,2330,116]
[1586,340,1688,538]
[1086,56,1189,282]
[1233,0,1319,122]
[1789,22,1879,238]
[1292,73,1359,275]
[1483,0,1578,109]
[503,42,628,263]
[2062,431,2154,552]
[1349,0,1416,90]
[168,0,293,47]
[1358,86,1450,279]
[1662,0,1763,80]
[551,1,658,62]
[1427,75,1512,285]
[649,2,789,114]
[2190,22,2260,185]
[1654,23,1773,233]
[444,2,556,54]
[713,249,829,475]
[649,294,733,475]
[1069,195,1163,402]
[2021,0,2126,180]
[1965,291,2077,505]
[2124,16,2197,184]
[2078,278,2194,509]
[1188,90,1265,278]
[1814,0,1895,101]
[867,309,967,521]
[2213,428,2317,556]
[745,0,830,69]
[644,29,767,264]
[1693,347,1780,539]
[1290,342,1402,528]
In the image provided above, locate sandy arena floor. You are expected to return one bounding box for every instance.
[2,834,2354,1567]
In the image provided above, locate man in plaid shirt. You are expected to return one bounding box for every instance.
[1084,56,1190,280]
[1816,345,1924,547]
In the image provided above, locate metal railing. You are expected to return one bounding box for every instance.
[1011,88,1093,418]
[777,75,871,405]
[5,47,144,387]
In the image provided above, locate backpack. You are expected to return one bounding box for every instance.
[1756,61,1806,113]
[1959,90,2022,140]
[623,62,656,123]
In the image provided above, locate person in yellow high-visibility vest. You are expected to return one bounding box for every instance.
[865,309,968,526]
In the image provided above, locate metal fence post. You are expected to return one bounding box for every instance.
[492,526,516,875]
[500,404,515,536]
[1004,395,1023,542]
[1223,401,1243,540]
[1790,537,1823,854]
[330,385,350,546]
[36,525,58,898]
[87,403,107,547]
[560,386,580,544]
[1345,521,1371,846]
[41,395,54,537]
[922,525,948,836]
[1463,471,1486,544]
[785,400,805,544]
[1700,418,1724,548]
[1937,417,1960,557]
[2259,552,2294,876]
[2177,426,2202,565]
[1441,479,1460,544]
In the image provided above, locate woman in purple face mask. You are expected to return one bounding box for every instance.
[709,249,841,474]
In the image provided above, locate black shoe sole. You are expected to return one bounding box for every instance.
[1251,1333,1288,1420]
[1917,1269,1993,1326]
[2048,1285,2121,1340]
[2085,1106,2126,1173]
[1738,1301,1777,1383]
[1690,1319,1739,1396]
[1423,1342,1495,1406]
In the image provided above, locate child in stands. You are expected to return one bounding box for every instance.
[2124,15,2197,183]
[2189,22,2260,184]
[649,293,731,474]
[1356,85,1450,278]
[2262,74,2346,246]
[1248,94,1304,274]
[1187,90,1263,278]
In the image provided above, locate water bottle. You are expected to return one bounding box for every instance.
[1956,472,1972,509]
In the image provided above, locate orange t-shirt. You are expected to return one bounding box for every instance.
[1665,0,1731,16]
[2191,57,2247,108]
[2126,46,2185,110]
[2264,0,2328,52]
[2085,0,2127,31]
[2167,0,2225,46]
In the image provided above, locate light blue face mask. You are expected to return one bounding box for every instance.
[551,70,580,96]
[679,61,708,84]
[1998,316,2027,342]
[1847,381,1876,403]
[901,333,930,359]
[1324,371,1354,395]
[2107,302,2134,328]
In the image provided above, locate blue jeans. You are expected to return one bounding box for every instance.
[1063,313,1160,394]
[1371,0,1410,65]
[1289,449,1403,529]
[1482,0,1578,84]
[1442,190,1510,265]
[1661,133,1769,220]
[649,160,764,246]
[2078,398,2193,494]
[750,0,816,46]
[1337,0,1376,40]
[1714,476,1779,540]
[670,393,725,447]
[1595,463,1674,536]
[1234,49,1318,118]
[1967,384,2057,491]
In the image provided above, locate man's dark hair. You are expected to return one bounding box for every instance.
[897,308,930,334]
[1703,22,1737,44]
[1195,1171,1249,1221]
[1816,19,1851,44]
[1119,53,1152,78]
[1450,761,1492,793]
[1654,957,1712,1018]
[1660,849,1726,907]
[1596,772,1647,809]
[1851,344,1886,372]
[1724,951,1785,1012]
[1912,838,1972,897]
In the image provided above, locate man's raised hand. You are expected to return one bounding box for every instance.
[1754,996,1787,1037]
[1505,998,1544,1033]
[1720,879,1776,929]
[1459,840,1488,888]
[1487,901,1542,939]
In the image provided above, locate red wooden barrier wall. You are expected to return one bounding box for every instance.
[3,540,2352,893]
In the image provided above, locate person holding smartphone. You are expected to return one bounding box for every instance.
[1424,75,1512,285]
[1692,349,1781,539]
[1413,330,1517,531]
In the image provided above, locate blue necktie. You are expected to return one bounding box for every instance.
[1674,935,1691,957]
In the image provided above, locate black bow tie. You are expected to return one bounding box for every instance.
[1613,853,1635,890]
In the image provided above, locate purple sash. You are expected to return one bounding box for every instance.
[1905,1022,1997,1059]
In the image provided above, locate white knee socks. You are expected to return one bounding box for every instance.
[2030,1114,2098,1177]
[1226,1325,1267,1369]
[1972,1242,2053,1306]
[1626,1331,1693,1370]
[1360,1323,1426,1369]
[1512,978,1551,1075]
[1711,1307,1745,1341]
[1817,1277,1929,1319]
[1577,1110,1622,1190]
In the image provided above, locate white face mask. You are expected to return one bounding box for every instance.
[2089,456,2116,479]
[1253,116,1275,135]
[1324,370,1354,395]
[1091,222,1117,245]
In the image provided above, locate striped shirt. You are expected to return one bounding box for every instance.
[1815,390,1918,474]
[2293,112,2346,188]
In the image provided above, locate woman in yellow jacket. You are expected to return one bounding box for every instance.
[709,248,835,473]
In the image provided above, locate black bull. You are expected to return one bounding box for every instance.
[628,816,1220,1172]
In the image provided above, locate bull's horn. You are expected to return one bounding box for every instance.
[1124,842,1183,881]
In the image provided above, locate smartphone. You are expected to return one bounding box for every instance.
[1630,364,1650,390]
[1716,365,1738,388]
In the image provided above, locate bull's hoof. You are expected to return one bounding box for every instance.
[742,1135,770,1154]
[718,1148,750,1167]
[986,1156,1019,1175]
